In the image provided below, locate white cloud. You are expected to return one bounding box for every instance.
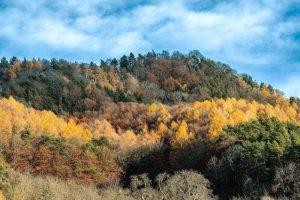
[280,76,300,98]
[109,32,151,57]
[31,19,89,48]
[74,16,103,32]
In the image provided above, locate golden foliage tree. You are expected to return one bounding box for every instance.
[170,120,194,146]
[0,97,92,143]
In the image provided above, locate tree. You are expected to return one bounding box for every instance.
[32,58,42,70]
[110,58,118,67]
[272,163,300,199]
[171,121,194,146]
[21,58,33,69]
[128,52,136,72]
[260,83,269,96]
[120,55,128,69]
[160,50,170,58]
[10,56,18,65]
[0,57,9,68]
[158,170,216,200]
[188,50,204,59]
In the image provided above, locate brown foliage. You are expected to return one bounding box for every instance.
[3,136,121,187]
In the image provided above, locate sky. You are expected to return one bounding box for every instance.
[0,0,299,97]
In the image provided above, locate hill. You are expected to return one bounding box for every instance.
[0,51,300,200]
[1,51,298,115]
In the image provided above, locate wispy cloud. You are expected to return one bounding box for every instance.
[0,0,299,96]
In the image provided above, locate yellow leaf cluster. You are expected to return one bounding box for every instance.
[0,97,92,143]
[171,121,194,146]
[2,96,300,150]
[84,97,300,148]
[157,123,169,136]
[186,98,300,139]
[81,119,120,144]
[85,68,124,92]
[148,103,171,123]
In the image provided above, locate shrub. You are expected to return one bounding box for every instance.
[0,168,101,200]
[272,162,300,199]
[159,170,216,200]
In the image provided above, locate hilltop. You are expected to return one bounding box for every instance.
[1,51,298,115]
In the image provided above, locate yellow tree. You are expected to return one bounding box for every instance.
[171,121,194,146]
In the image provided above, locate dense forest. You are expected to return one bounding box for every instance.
[0,51,300,200]
[1,50,299,114]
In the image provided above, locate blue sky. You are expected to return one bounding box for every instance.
[0,0,299,97]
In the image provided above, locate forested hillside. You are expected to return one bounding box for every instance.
[1,51,298,114]
[0,51,300,200]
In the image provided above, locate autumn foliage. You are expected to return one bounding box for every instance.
[76,97,300,149]
[0,52,300,199]
[1,95,299,151]
[0,97,92,143]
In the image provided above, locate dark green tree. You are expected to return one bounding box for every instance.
[120,55,129,69]
[0,57,9,68]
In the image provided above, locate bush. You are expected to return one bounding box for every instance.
[128,170,217,200]
[0,168,101,200]
[0,166,217,200]
[158,170,216,200]
[272,163,300,199]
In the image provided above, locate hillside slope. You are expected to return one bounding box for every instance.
[0,51,300,200]
[1,51,297,115]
